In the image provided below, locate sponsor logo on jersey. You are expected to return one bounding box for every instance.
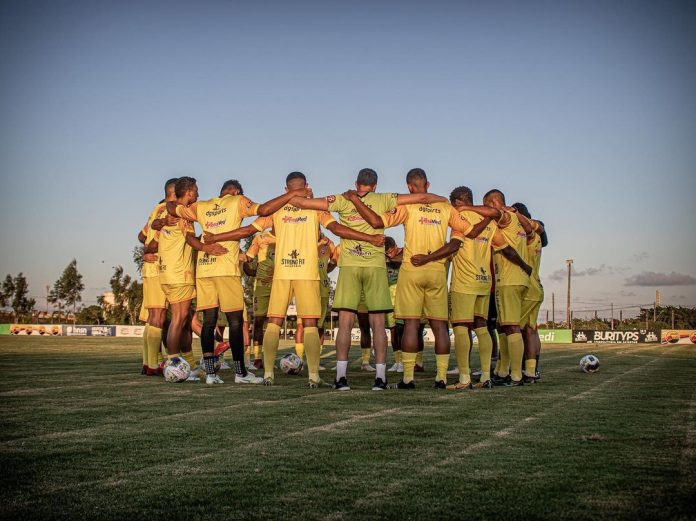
[205,219,227,229]
[282,215,308,224]
[281,249,305,267]
[346,243,372,258]
[418,217,442,225]
[205,203,228,217]
[418,205,441,213]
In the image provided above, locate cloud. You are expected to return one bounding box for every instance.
[618,290,636,297]
[630,251,649,263]
[546,264,627,282]
[624,271,696,287]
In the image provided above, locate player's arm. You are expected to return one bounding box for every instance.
[143,239,159,254]
[289,196,329,211]
[202,224,258,244]
[456,205,503,221]
[492,229,532,275]
[464,216,492,239]
[342,191,384,229]
[142,252,158,263]
[138,230,147,244]
[325,221,385,247]
[257,188,310,216]
[151,213,180,230]
[395,193,448,205]
[167,201,198,222]
[185,232,228,256]
[411,240,461,267]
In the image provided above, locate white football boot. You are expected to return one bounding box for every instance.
[388,362,404,373]
[361,363,376,372]
[446,367,460,375]
[206,374,224,385]
[235,372,264,384]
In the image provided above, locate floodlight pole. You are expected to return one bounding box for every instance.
[565,259,573,328]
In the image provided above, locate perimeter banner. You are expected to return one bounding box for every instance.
[572,329,660,344]
[0,324,9,335]
[63,325,117,337]
[116,325,146,338]
[660,330,696,345]
[9,324,62,336]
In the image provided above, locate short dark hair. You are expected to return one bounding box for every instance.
[512,202,531,218]
[221,179,243,196]
[483,189,505,204]
[164,177,178,195]
[286,171,306,185]
[384,236,396,249]
[356,168,378,187]
[538,220,548,247]
[406,168,427,185]
[175,176,197,198]
[450,186,473,205]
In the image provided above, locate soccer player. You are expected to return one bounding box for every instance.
[145,176,222,380]
[512,202,547,383]
[482,189,537,386]
[412,186,531,390]
[206,171,384,388]
[290,168,447,391]
[243,229,276,369]
[168,179,311,384]
[137,178,178,376]
[346,168,490,389]
[384,237,404,372]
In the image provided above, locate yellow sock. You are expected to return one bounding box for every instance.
[508,333,524,382]
[181,351,196,369]
[435,354,449,383]
[475,327,493,383]
[295,343,305,360]
[525,358,537,377]
[416,351,424,367]
[304,327,321,382]
[263,323,280,379]
[394,350,402,364]
[146,326,163,369]
[253,342,262,360]
[142,324,149,366]
[402,352,417,383]
[497,333,509,377]
[361,348,371,365]
[453,326,471,385]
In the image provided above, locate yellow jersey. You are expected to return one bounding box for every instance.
[327,192,398,268]
[252,205,335,281]
[526,233,544,301]
[318,236,337,298]
[157,218,195,285]
[246,231,276,288]
[142,202,166,279]
[381,202,472,273]
[494,212,531,287]
[176,194,259,278]
[450,210,508,295]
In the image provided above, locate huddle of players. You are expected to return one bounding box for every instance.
[138,168,546,390]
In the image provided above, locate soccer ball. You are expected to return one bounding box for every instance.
[579,354,600,373]
[279,353,304,375]
[163,357,191,382]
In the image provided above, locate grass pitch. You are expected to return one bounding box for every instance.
[1,337,695,520]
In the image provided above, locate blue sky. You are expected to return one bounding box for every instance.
[1,0,695,320]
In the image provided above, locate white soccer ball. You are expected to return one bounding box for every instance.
[163,357,191,382]
[579,354,600,373]
[279,353,304,375]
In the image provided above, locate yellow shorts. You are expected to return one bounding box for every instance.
[450,291,489,324]
[318,296,330,329]
[268,279,321,319]
[521,298,542,328]
[495,285,528,326]
[195,276,244,312]
[394,269,448,321]
[143,277,167,310]
[161,284,195,305]
[254,284,272,317]
[138,305,148,323]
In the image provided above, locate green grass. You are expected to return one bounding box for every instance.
[1,337,695,520]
